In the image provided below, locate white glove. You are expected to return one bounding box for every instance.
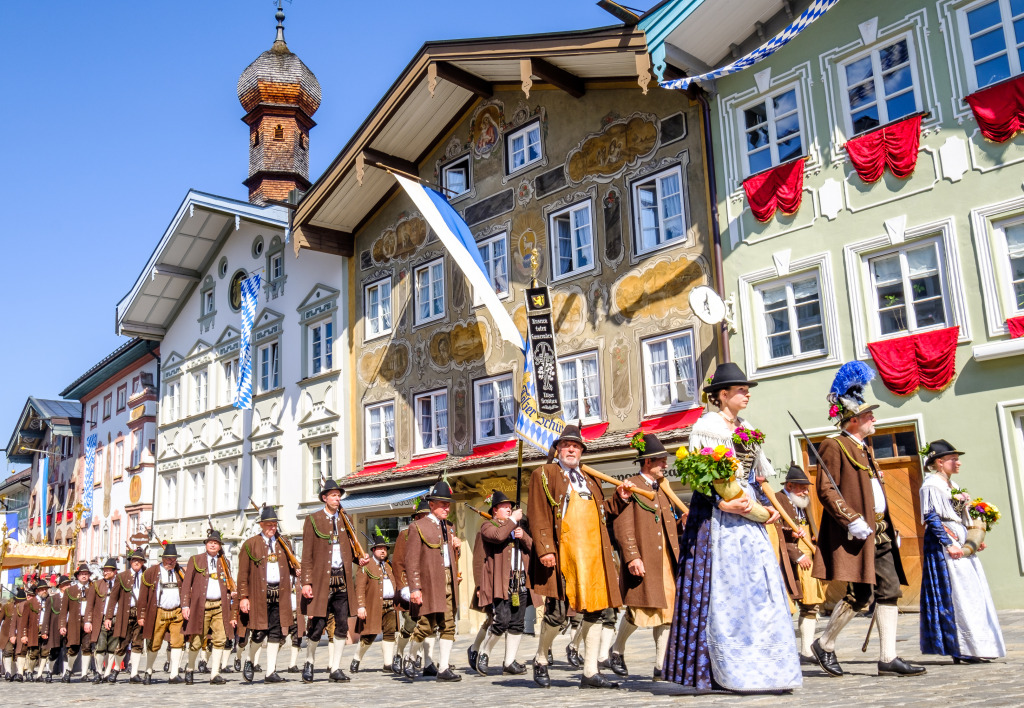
[848,517,872,540]
[400,586,410,602]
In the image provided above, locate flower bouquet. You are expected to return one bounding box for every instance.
[950,487,971,516]
[962,498,1000,556]
[673,445,771,522]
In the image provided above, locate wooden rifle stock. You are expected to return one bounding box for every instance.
[758,481,816,557]
[249,498,300,572]
[465,504,492,520]
[206,516,237,593]
[338,506,366,560]
[580,464,656,500]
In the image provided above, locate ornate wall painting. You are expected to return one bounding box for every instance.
[566,113,659,186]
[357,341,412,386]
[451,377,469,448]
[587,280,611,328]
[516,177,534,207]
[608,333,634,421]
[550,288,587,340]
[603,188,623,266]
[370,214,428,266]
[611,255,706,322]
[470,102,504,159]
[428,318,490,370]
[511,210,545,279]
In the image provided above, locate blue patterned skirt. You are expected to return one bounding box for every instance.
[920,524,960,656]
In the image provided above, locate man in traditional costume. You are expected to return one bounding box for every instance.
[139,543,186,683]
[811,362,926,678]
[1,587,26,679]
[351,529,398,673]
[59,564,93,682]
[394,501,436,677]
[85,558,120,683]
[16,580,48,681]
[107,548,148,684]
[181,529,236,685]
[527,424,634,690]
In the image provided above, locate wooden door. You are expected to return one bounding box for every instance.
[800,425,925,609]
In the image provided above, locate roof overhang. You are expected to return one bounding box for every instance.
[115,190,289,340]
[292,25,651,250]
[60,338,159,401]
[5,398,83,464]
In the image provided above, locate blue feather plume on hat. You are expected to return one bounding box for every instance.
[827,361,874,406]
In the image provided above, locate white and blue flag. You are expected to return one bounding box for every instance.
[83,434,97,522]
[394,174,526,352]
[234,272,261,409]
[39,455,49,542]
[515,336,566,453]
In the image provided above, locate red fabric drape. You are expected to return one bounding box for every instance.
[634,406,704,435]
[1007,316,1024,339]
[845,114,922,182]
[866,326,959,396]
[965,74,1024,143]
[743,158,805,222]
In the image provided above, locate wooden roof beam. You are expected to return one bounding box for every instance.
[524,57,586,99]
[356,148,420,186]
[118,321,167,339]
[429,61,493,98]
[293,223,354,258]
[152,264,201,282]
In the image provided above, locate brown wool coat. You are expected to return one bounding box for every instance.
[527,463,625,606]
[0,600,16,649]
[354,559,395,636]
[138,564,184,641]
[181,554,234,638]
[299,509,356,619]
[238,534,296,634]
[391,525,414,612]
[475,517,533,607]
[771,490,803,601]
[613,473,681,610]
[405,515,460,618]
[41,592,64,651]
[85,578,116,644]
[812,435,908,586]
[107,568,146,638]
[18,596,45,647]
[60,583,90,640]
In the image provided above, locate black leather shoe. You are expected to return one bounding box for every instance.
[184,670,194,685]
[60,672,71,683]
[143,672,153,685]
[242,660,254,683]
[164,662,170,673]
[301,662,314,683]
[129,674,144,684]
[878,657,927,676]
[414,656,422,670]
[467,647,478,672]
[547,650,554,665]
[210,674,227,685]
[653,668,664,681]
[350,659,359,673]
[287,665,300,674]
[608,651,628,677]
[221,665,235,674]
[43,672,53,683]
[581,673,620,689]
[811,639,844,677]
[475,652,489,676]
[422,663,437,677]
[234,657,242,672]
[391,654,403,674]
[253,664,262,673]
[107,670,118,683]
[329,668,350,682]
[533,663,550,688]
[402,657,417,680]
[953,656,984,664]
[168,675,185,684]
[265,671,287,683]
[436,667,462,682]
[197,661,208,674]
[566,645,581,668]
[13,673,24,682]
[503,661,526,675]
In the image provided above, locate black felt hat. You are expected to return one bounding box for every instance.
[784,463,811,485]
[487,489,516,511]
[57,575,71,587]
[703,362,758,393]
[923,439,965,465]
[259,506,280,523]
[101,557,119,571]
[73,563,91,578]
[632,433,670,462]
[128,547,146,563]
[411,497,429,516]
[553,424,587,452]
[425,479,454,502]
[160,543,180,559]
[370,528,390,548]
[32,580,49,593]
[13,587,26,601]
[319,478,345,502]
[205,528,223,544]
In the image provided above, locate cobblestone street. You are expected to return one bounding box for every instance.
[5,611,1022,707]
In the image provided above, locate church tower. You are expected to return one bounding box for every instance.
[237,5,321,205]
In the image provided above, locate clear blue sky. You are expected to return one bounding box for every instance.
[1,0,628,472]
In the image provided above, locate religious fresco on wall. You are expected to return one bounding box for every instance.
[470,102,504,159]
[370,214,428,266]
[608,333,634,420]
[357,341,412,387]
[428,319,489,369]
[511,210,544,279]
[451,377,469,448]
[611,255,705,322]
[566,113,659,185]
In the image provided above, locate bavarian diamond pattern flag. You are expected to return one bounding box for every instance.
[234,272,261,409]
[516,335,566,453]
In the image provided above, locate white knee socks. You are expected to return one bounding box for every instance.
[820,600,855,652]
[612,618,637,654]
[265,642,280,674]
[209,648,223,678]
[534,621,560,665]
[424,635,437,666]
[653,624,669,671]
[581,621,601,678]
[247,641,258,664]
[305,641,318,666]
[504,632,523,668]
[876,604,899,663]
[289,643,300,667]
[480,631,500,659]
[169,647,183,679]
[598,624,615,662]
[382,640,395,667]
[356,640,370,661]
[438,638,454,672]
[329,638,346,671]
[186,648,199,671]
[472,621,490,651]
[799,615,817,657]
[129,650,143,677]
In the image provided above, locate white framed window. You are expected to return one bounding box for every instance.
[365,278,393,340]
[868,240,949,337]
[506,120,543,174]
[958,0,1024,91]
[740,86,805,175]
[840,36,920,136]
[550,201,594,280]
[969,199,1024,336]
[632,165,686,253]
[309,320,333,375]
[475,374,515,444]
[257,455,279,505]
[998,219,1024,316]
[203,289,215,316]
[103,394,112,420]
[642,329,698,415]
[414,258,445,325]
[116,385,127,412]
[159,472,177,518]
[90,402,99,429]
[414,389,449,453]
[219,463,237,511]
[311,442,333,490]
[442,156,471,197]
[365,401,396,461]
[192,369,208,415]
[559,352,601,423]
[186,468,206,515]
[477,232,509,299]
[165,381,180,422]
[271,253,284,281]
[114,441,124,477]
[755,275,827,362]
[259,342,280,392]
[222,358,238,406]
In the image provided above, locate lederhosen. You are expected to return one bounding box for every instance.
[250,536,285,645]
[306,515,349,642]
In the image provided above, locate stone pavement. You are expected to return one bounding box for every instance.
[4,611,1022,707]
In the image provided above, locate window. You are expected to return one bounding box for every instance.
[868,241,948,336]
[310,321,333,375]
[756,275,826,361]
[116,385,127,413]
[841,38,918,135]
[165,381,181,422]
[477,232,509,298]
[192,370,208,415]
[475,374,515,443]
[414,258,445,325]
[111,520,121,554]
[271,253,283,281]
[222,358,238,406]
[633,166,686,252]
[160,473,177,518]
[559,353,602,423]
[442,156,471,197]
[219,463,237,511]
[365,279,393,339]
[741,87,805,175]
[414,390,449,453]
[311,442,333,490]
[257,455,279,504]
[1000,220,1024,314]
[960,0,1024,89]
[550,201,594,279]
[102,394,112,421]
[114,441,124,478]
[365,402,396,461]
[506,121,543,173]
[259,342,280,392]
[186,469,205,515]
[642,330,698,414]
[90,403,99,429]
[131,376,140,395]
[203,289,215,316]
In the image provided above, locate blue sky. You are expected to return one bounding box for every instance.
[1,1,626,471]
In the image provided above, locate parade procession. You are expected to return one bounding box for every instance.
[2,0,1023,703]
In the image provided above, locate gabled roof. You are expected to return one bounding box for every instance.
[115,190,289,341]
[5,398,83,465]
[60,338,159,401]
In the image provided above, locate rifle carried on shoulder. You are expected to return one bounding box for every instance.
[338,506,366,560]
[249,498,300,572]
[207,516,237,594]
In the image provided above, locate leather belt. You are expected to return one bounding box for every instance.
[329,570,347,591]
[266,584,281,602]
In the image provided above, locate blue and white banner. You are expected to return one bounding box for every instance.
[394,174,526,352]
[516,336,566,454]
[660,0,841,91]
[39,456,49,542]
[234,273,261,409]
[83,434,97,523]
